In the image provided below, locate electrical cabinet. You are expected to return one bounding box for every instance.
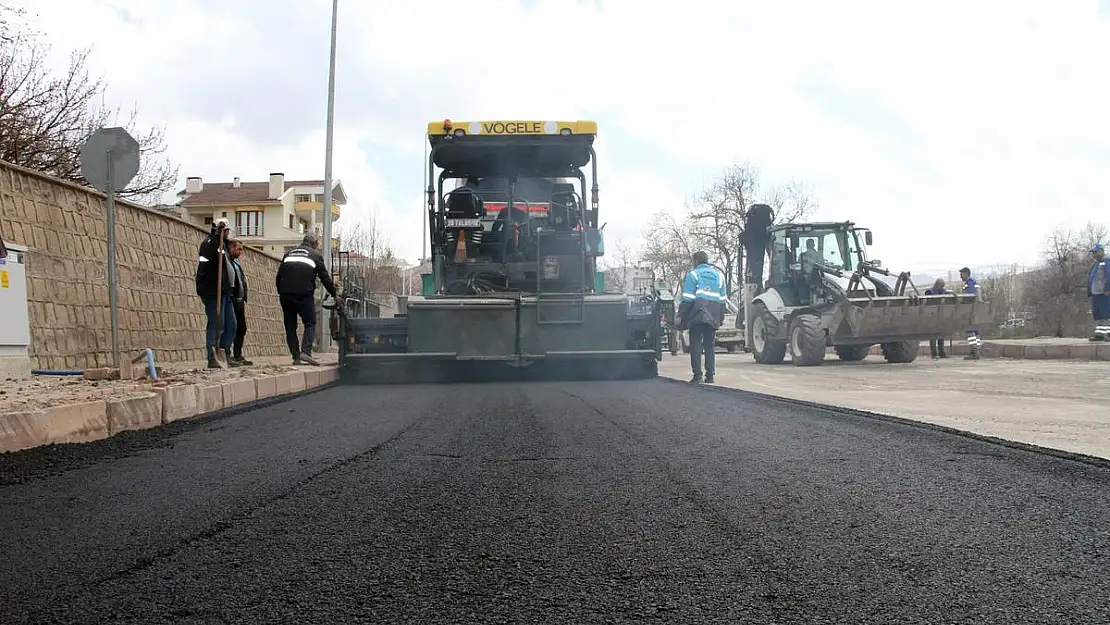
[0,242,31,380]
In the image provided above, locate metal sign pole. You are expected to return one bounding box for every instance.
[105,150,121,368]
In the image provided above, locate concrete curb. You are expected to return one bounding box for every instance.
[0,366,340,454]
[813,341,1110,361]
[658,376,1110,471]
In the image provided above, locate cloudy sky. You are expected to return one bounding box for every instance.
[14,0,1110,278]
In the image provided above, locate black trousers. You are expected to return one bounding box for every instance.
[689,323,716,377]
[929,338,947,357]
[745,241,771,287]
[280,294,316,357]
[233,300,248,358]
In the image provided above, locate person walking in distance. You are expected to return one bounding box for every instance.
[1087,243,1110,341]
[227,239,253,366]
[925,278,950,359]
[276,233,340,366]
[194,219,239,368]
[959,267,982,360]
[677,250,728,384]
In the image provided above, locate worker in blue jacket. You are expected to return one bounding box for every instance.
[1088,243,1110,341]
[677,251,728,384]
[959,267,982,360]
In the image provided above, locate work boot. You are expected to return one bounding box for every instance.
[964,349,980,361]
[689,374,703,384]
[705,374,715,384]
[206,346,222,369]
[225,348,244,367]
[1090,334,1105,342]
[233,353,254,366]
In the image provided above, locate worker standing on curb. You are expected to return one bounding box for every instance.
[926,278,950,359]
[276,233,341,366]
[677,250,727,385]
[194,219,238,369]
[959,267,982,360]
[1087,243,1110,342]
[228,239,253,366]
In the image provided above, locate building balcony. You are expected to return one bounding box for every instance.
[295,200,341,219]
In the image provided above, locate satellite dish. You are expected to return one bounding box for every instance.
[79,127,141,193]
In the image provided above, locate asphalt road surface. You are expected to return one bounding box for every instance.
[1,379,1107,624]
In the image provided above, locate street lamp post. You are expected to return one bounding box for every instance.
[320,0,338,352]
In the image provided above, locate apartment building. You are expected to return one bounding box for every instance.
[175,173,345,255]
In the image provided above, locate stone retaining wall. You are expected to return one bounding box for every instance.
[0,161,291,370]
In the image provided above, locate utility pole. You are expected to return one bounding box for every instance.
[320,0,338,352]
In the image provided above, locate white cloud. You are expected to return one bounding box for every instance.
[10,0,1110,274]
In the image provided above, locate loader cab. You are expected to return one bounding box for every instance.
[768,222,856,307]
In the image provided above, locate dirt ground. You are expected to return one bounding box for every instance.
[659,352,1110,460]
[0,353,338,413]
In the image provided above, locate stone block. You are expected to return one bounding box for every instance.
[275,371,306,395]
[1023,345,1046,360]
[255,375,278,399]
[1042,344,1069,360]
[221,378,257,407]
[321,366,339,384]
[197,383,225,413]
[106,393,162,435]
[0,400,109,453]
[303,369,323,388]
[83,367,118,381]
[1097,344,1110,362]
[1069,344,1097,360]
[152,383,202,424]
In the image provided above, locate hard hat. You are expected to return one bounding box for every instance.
[1091,243,1105,253]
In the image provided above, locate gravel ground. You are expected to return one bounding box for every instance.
[0,379,1107,624]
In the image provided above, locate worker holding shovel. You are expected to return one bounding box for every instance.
[194,218,240,369]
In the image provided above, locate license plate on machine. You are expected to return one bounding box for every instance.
[446,218,482,228]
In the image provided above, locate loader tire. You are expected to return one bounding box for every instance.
[788,314,826,366]
[751,303,787,365]
[881,340,920,363]
[834,344,871,362]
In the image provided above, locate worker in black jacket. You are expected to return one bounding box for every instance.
[195,219,239,368]
[276,233,340,366]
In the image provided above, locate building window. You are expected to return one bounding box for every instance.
[288,214,295,230]
[236,211,264,237]
[295,194,313,202]
[203,216,213,225]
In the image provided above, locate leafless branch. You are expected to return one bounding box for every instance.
[0,27,178,202]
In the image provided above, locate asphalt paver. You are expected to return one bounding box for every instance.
[0,379,1106,624]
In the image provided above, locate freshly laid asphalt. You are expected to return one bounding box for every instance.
[0,379,1107,624]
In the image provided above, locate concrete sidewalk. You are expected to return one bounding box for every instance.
[660,354,1109,460]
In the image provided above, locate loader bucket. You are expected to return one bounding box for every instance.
[337,294,660,385]
[831,293,994,344]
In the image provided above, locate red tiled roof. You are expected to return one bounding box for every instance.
[177,179,347,206]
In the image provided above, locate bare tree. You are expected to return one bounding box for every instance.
[0,26,178,204]
[335,213,409,315]
[599,238,640,293]
[977,263,1030,338]
[640,210,700,294]
[1021,222,1108,337]
[668,163,818,295]
[0,3,27,43]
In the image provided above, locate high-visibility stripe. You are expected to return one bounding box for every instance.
[198,256,209,262]
[283,256,316,268]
